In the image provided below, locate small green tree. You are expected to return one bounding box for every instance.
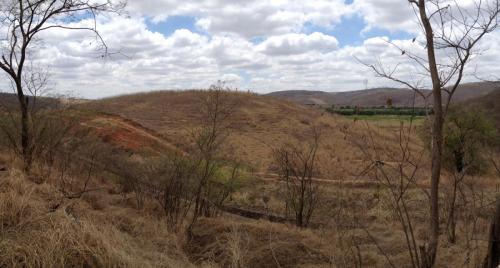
[386,97,393,108]
[442,108,497,175]
[421,108,497,243]
[444,108,496,243]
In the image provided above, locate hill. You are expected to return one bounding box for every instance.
[83,90,405,176]
[267,81,499,107]
[0,92,60,111]
[265,90,338,106]
[1,90,494,268]
[466,87,500,129]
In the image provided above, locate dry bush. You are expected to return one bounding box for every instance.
[341,119,499,268]
[273,126,322,228]
[185,217,332,267]
[148,154,197,229]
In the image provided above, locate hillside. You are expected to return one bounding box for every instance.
[466,88,500,129]
[267,81,499,107]
[265,90,338,106]
[83,90,406,176]
[0,93,60,111]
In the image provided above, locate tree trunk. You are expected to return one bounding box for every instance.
[16,83,32,173]
[483,197,500,268]
[423,49,444,268]
[297,180,305,227]
[446,179,458,244]
[418,0,444,266]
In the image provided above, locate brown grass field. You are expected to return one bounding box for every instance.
[1,90,499,267]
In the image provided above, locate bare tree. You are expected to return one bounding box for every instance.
[187,84,240,238]
[273,127,321,228]
[344,118,428,268]
[0,0,125,172]
[150,154,196,230]
[363,1,500,266]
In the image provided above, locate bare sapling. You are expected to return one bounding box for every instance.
[273,126,321,228]
[187,83,240,238]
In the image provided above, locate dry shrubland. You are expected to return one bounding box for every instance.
[0,90,499,268]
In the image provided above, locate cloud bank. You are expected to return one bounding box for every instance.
[1,0,499,98]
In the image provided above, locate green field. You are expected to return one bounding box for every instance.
[346,114,426,121]
[325,106,430,124]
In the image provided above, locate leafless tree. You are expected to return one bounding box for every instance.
[345,119,428,268]
[0,0,125,172]
[273,126,321,228]
[187,83,240,238]
[362,1,500,266]
[150,154,197,230]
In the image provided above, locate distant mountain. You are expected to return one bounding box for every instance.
[264,90,338,106]
[0,93,54,112]
[266,82,499,108]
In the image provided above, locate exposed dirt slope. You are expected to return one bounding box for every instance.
[81,113,181,154]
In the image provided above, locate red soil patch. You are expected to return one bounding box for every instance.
[83,114,179,154]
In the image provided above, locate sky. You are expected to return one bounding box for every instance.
[3,0,500,99]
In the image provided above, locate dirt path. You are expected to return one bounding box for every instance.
[252,172,382,188]
[252,172,430,190]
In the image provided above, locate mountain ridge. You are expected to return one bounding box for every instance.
[266,81,500,107]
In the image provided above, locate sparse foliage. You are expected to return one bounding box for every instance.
[183,84,241,236]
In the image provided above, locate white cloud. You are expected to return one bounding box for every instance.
[353,0,417,33]
[257,32,339,56]
[128,0,351,38]
[1,1,499,99]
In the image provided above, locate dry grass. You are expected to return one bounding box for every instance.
[186,217,333,268]
[84,91,370,175]
[1,91,498,267]
[0,169,195,268]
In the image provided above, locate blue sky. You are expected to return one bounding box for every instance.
[303,15,413,47]
[146,16,203,37]
[146,13,413,48]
